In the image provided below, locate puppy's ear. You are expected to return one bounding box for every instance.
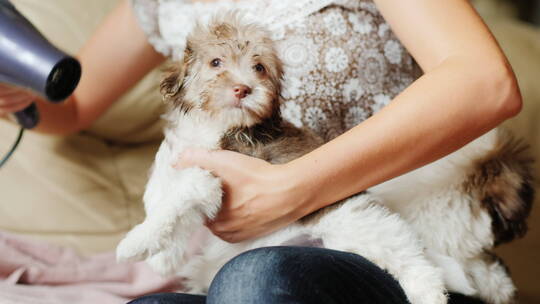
[160,47,194,112]
[160,66,184,99]
[161,47,193,98]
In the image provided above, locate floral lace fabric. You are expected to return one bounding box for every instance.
[131,0,422,141]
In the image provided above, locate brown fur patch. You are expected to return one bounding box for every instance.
[220,115,324,165]
[211,23,237,39]
[464,130,535,245]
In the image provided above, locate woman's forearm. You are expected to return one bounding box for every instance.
[286,56,521,215]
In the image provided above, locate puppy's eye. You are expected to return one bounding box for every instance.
[210,58,222,68]
[254,63,266,73]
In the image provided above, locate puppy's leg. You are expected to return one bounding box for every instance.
[145,223,190,276]
[312,195,447,304]
[117,167,221,263]
[117,143,222,269]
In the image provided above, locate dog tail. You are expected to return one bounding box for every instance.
[464,129,535,246]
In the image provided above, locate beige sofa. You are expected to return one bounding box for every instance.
[0,0,164,253]
[0,0,538,302]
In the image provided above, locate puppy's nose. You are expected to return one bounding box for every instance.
[233,84,252,99]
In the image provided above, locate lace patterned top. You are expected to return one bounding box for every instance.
[131,0,422,141]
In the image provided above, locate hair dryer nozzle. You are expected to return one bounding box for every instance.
[0,0,81,102]
[46,57,81,102]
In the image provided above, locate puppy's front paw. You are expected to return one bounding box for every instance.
[116,223,165,262]
[146,248,185,276]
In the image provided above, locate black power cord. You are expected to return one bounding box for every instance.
[0,127,24,168]
[0,103,38,169]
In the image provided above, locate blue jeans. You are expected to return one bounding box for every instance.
[129,246,485,304]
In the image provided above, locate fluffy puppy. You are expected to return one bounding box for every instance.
[117,14,534,304]
[116,14,446,304]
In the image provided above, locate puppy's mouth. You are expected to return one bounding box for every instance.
[230,97,245,108]
[220,93,263,111]
[227,98,261,116]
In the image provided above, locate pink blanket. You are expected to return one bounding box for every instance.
[0,231,183,304]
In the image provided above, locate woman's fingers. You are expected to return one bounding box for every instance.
[174,148,218,170]
[0,98,33,116]
[0,85,35,116]
[174,148,261,182]
[0,83,24,94]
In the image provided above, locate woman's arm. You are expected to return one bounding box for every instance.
[287,0,522,214]
[34,0,165,134]
[177,0,521,242]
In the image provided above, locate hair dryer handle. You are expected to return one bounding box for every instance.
[14,103,39,129]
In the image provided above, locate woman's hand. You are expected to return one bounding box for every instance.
[174,148,311,243]
[0,84,34,117]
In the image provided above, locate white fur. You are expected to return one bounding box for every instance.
[117,110,228,270]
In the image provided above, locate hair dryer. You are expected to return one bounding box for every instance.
[0,0,81,129]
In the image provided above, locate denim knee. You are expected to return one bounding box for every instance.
[206,246,302,304]
[206,246,409,304]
